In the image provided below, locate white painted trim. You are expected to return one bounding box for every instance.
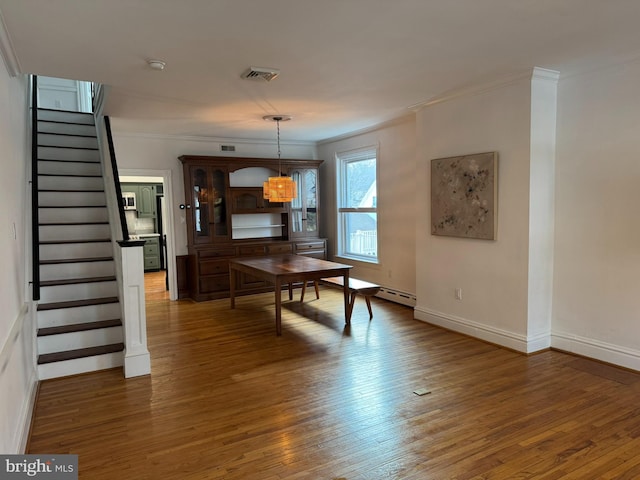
[551,330,640,372]
[119,168,178,301]
[414,306,549,353]
[0,304,29,372]
[112,130,316,148]
[17,374,38,453]
[316,113,415,145]
[531,67,560,82]
[408,69,533,112]
[1,304,38,453]
[0,8,20,76]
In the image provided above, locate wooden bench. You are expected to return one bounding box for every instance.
[300,277,381,321]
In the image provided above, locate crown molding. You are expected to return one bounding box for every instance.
[316,112,415,146]
[0,8,20,76]
[408,68,539,112]
[531,66,560,83]
[111,130,316,148]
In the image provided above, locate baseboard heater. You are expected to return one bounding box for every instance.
[376,286,416,307]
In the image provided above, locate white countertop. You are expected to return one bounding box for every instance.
[130,233,160,239]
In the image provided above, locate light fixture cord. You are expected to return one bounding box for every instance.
[276,118,282,175]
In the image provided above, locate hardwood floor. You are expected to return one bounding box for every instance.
[28,271,640,479]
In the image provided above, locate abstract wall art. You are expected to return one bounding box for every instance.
[431,151,498,240]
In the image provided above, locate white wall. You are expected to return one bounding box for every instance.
[316,115,417,296]
[552,60,640,369]
[414,77,534,348]
[109,128,316,256]
[0,61,36,452]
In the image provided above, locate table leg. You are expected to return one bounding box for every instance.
[343,270,351,325]
[230,267,236,309]
[275,277,282,336]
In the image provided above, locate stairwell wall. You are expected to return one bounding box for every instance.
[0,59,37,452]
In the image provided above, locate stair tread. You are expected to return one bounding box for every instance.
[40,239,111,245]
[37,343,124,365]
[38,143,99,151]
[38,107,94,116]
[40,275,116,287]
[39,173,102,178]
[40,221,109,226]
[38,319,122,337]
[37,296,119,311]
[41,256,113,265]
[37,131,97,139]
[39,205,107,208]
[38,157,100,164]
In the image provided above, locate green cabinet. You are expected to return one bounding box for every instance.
[138,184,156,218]
[121,183,157,218]
[143,237,160,271]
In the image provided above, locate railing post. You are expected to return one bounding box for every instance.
[117,240,151,378]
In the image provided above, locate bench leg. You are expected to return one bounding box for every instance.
[348,292,357,323]
[365,296,373,320]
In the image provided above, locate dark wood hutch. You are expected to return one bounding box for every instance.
[179,155,325,301]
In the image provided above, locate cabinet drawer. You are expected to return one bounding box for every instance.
[267,243,293,254]
[144,243,159,256]
[144,256,160,269]
[199,247,236,259]
[200,275,230,293]
[295,240,326,251]
[296,250,326,260]
[200,259,229,276]
[238,245,266,256]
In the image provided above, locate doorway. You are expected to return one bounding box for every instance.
[119,169,178,301]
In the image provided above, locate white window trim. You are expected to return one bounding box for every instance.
[335,145,379,264]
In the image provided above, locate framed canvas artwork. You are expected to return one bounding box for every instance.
[431,152,498,240]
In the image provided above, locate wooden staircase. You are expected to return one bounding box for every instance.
[36,108,124,380]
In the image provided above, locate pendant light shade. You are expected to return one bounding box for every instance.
[263,115,297,203]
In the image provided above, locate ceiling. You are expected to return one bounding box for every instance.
[1,0,640,142]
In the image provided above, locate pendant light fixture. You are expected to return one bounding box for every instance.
[262,115,297,203]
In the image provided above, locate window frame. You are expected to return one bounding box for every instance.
[335,145,379,264]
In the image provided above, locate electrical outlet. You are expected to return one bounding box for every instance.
[455,288,463,300]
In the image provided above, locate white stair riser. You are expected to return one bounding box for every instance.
[39,175,103,191]
[39,160,102,176]
[38,110,94,125]
[38,121,96,136]
[38,302,121,329]
[40,241,112,261]
[40,281,118,303]
[39,191,106,206]
[40,224,110,241]
[38,352,123,380]
[39,207,109,224]
[39,133,98,149]
[38,327,123,355]
[40,261,115,281]
[38,146,100,162]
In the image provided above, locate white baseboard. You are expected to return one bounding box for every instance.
[551,331,640,371]
[414,305,550,353]
[18,373,39,453]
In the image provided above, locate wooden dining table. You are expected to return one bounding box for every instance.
[229,254,353,335]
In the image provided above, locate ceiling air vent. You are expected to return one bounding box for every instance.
[220,145,236,152]
[241,66,280,82]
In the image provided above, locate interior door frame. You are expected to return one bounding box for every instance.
[119,168,178,301]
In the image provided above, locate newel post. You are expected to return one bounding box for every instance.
[117,240,151,377]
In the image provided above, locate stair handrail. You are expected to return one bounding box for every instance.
[103,116,130,240]
[31,75,40,301]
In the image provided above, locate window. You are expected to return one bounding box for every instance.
[336,147,378,263]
